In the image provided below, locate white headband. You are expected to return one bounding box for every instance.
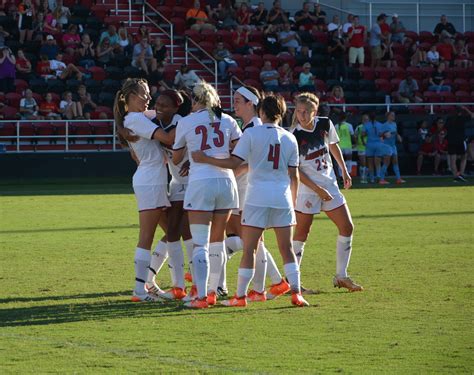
[236,87,259,106]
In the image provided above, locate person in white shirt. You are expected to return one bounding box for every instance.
[290,92,363,292]
[192,94,309,307]
[173,64,201,91]
[50,52,82,80]
[172,81,241,308]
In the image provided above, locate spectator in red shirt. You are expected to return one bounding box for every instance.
[278,62,296,92]
[347,15,366,67]
[236,2,251,26]
[15,49,33,80]
[61,24,81,55]
[379,13,390,41]
[430,117,446,136]
[417,133,435,174]
[434,130,448,174]
[37,54,55,79]
[327,85,345,115]
[39,92,61,119]
[437,35,455,64]
[231,25,251,55]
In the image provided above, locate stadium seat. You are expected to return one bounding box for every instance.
[89,66,106,81]
[243,79,262,90]
[244,66,261,81]
[375,67,392,80]
[14,79,28,94]
[170,18,185,34]
[35,121,56,143]
[0,122,16,144]
[98,92,115,107]
[5,93,22,108]
[217,30,233,45]
[375,79,391,94]
[2,106,19,120]
[245,54,263,68]
[66,79,81,93]
[406,66,424,80]
[201,29,217,44]
[314,79,327,93]
[102,79,121,94]
[47,80,66,95]
[262,54,279,68]
[455,90,471,103]
[359,66,375,80]
[419,31,436,44]
[90,121,112,142]
[231,53,246,67]
[390,78,402,92]
[172,6,187,18]
[105,66,124,81]
[85,79,102,94]
[156,5,173,20]
[326,79,341,90]
[404,31,419,42]
[342,79,358,91]
[249,30,264,44]
[184,29,201,43]
[227,66,245,80]
[359,91,377,104]
[29,78,48,95]
[358,79,375,91]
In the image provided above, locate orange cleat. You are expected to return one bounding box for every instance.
[266,279,291,300]
[291,292,310,307]
[378,179,390,185]
[131,292,161,302]
[207,291,217,305]
[184,297,209,309]
[396,178,406,184]
[333,276,364,292]
[221,295,247,307]
[184,272,193,283]
[161,287,187,300]
[182,284,198,302]
[247,289,267,302]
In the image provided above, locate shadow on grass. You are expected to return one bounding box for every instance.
[0,291,131,304]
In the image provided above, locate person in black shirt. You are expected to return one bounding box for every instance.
[434,15,456,39]
[294,2,318,31]
[267,0,288,27]
[327,25,347,80]
[428,62,451,92]
[250,2,268,27]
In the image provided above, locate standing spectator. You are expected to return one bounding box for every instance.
[77,84,97,120]
[250,2,267,28]
[427,44,440,66]
[59,90,83,119]
[434,15,456,39]
[15,49,33,80]
[0,46,15,94]
[328,24,347,80]
[152,37,167,66]
[40,34,59,59]
[213,41,237,82]
[217,0,238,30]
[278,62,296,92]
[327,85,346,114]
[260,60,280,92]
[118,27,133,57]
[454,39,471,68]
[18,0,35,44]
[50,52,83,80]
[342,14,354,36]
[132,37,157,75]
[39,92,61,119]
[327,15,342,36]
[437,35,455,64]
[311,3,326,26]
[395,74,422,103]
[347,15,366,67]
[267,0,288,27]
[231,25,251,55]
[20,88,40,119]
[53,0,70,30]
[416,134,435,175]
[298,62,315,91]
[236,2,251,26]
[428,62,451,92]
[379,13,390,42]
[173,64,200,91]
[186,0,215,32]
[78,33,95,68]
[278,23,301,56]
[369,14,387,68]
[389,14,405,43]
[433,130,448,175]
[96,37,114,67]
[61,24,81,55]
[294,2,318,31]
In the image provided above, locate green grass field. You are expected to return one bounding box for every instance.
[0,178,473,373]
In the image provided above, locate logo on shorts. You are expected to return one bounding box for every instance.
[242,218,246,223]
[187,203,192,208]
[305,200,313,208]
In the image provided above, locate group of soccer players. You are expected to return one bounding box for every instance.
[113,78,363,309]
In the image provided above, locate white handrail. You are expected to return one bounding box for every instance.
[144,1,175,63]
[128,0,131,27]
[185,37,218,89]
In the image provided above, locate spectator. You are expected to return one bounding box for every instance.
[132,37,157,75]
[328,24,347,80]
[433,130,448,175]
[43,8,61,36]
[0,25,10,48]
[370,14,387,68]
[417,119,430,143]
[78,33,95,68]
[311,3,326,26]
[39,92,61,119]
[426,44,440,66]
[173,64,200,91]
[294,2,318,31]
[430,117,446,136]
[217,0,238,30]
[437,35,455,64]
[18,0,35,44]
[379,13,390,42]
[260,60,280,92]
[278,62,296,92]
[117,27,133,57]
[134,24,150,44]
[380,42,398,68]
[32,11,45,40]
[15,49,33,80]
[37,54,55,79]
[267,0,288,27]
[100,25,121,52]
[231,25,251,55]
[298,62,315,91]
[50,52,83,80]
[53,0,70,30]
[428,62,451,92]
[153,37,167,66]
[205,0,220,24]
[77,84,97,120]
[96,37,114,67]
[454,39,471,68]
[295,45,311,66]
[327,15,342,36]
[186,0,215,32]
[40,34,59,60]
[342,14,354,36]
[62,24,81,55]
[434,14,456,39]
[60,90,83,119]
[410,42,428,67]
[327,85,346,114]
[389,14,405,43]
[213,41,237,82]
[19,89,40,119]
[347,15,366,67]
[263,24,280,55]
[236,2,251,26]
[278,23,301,56]
[250,2,267,28]
[396,74,422,103]
[0,46,15,94]
[416,134,435,175]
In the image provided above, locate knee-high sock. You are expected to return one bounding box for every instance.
[292,240,305,266]
[208,241,225,293]
[218,248,228,291]
[336,235,352,278]
[252,241,267,293]
[380,164,388,180]
[375,164,381,179]
[225,236,243,258]
[147,240,167,284]
[236,268,255,298]
[265,247,283,284]
[135,247,151,294]
[183,239,194,279]
[192,246,209,299]
[167,241,185,289]
[284,262,301,294]
[393,164,401,179]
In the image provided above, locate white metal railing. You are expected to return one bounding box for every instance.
[144,1,175,63]
[229,75,246,112]
[185,37,218,89]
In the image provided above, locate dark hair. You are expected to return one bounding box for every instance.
[260,94,286,123]
[240,85,262,111]
[177,90,192,117]
[160,89,183,108]
[339,111,347,121]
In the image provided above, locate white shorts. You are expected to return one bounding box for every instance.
[295,189,346,215]
[241,204,296,229]
[232,184,246,216]
[133,184,171,212]
[184,177,238,212]
[168,181,187,202]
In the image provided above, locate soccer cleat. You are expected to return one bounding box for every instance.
[455,174,467,182]
[131,292,161,302]
[217,286,229,297]
[221,295,247,307]
[333,276,364,292]
[184,272,193,283]
[184,297,209,309]
[160,287,187,300]
[396,178,406,184]
[144,281,165,297]
[247,289,267,302]
[266,279,291,300]
[291,292,310,307]
[378,179,390,185]
[207,291,217,305]
[182,284,198,302]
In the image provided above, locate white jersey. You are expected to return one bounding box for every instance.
[233,123,299,209]
[124,111,168,186]
[173,109,242,183]
[291,117,339,193]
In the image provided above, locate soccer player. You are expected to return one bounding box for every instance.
[291,92,363,292]
[335,111,355,176]
[382,111,406,184]
[192,94,309,307]
[172,81,241,308]
[355,114,369,183]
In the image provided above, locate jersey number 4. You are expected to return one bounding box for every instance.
[268,144,281,169]
[195,124,225,150]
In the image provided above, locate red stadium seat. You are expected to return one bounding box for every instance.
[88,66,106,81]
[156,5,173,20]
[375,79,391,93]
[247,42,264,55]
[359,66,375,80]
[198,41,214,53]
[170,18,185,34]
[423,91,442,103]
[201,29,217,44]
[5,93,22,108]
[231,53,246,67]
[278,52,296,68]
[262,54,279,68]
[454,78,470,92]
[404,31,419,42]
[390,78,402,92]
[455,90,471,102]
[217,30,233,45]
[375,67,392,79]
[243,79,262,90]
[1,106,19,120]
[244,66,261,81]
[184,29,201,42]
[249,30,264,43]
[0,122,16,143]
[419,31,436,44]
[227,66,245,80]
[406,66,423,80]
[14,79,28,94]
[245,54,263,68]
[172,6,187,18]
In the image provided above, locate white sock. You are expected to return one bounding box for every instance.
[225,236,243,258]
[252,241,267,293]
[146,240,167,284]
[293,240,305,266]
[265,247,283,284]
[134,247,150,294]
[237,268,255,297]
[284,262,301,294]
[208,241,225,293]
[167,241,185,289]
[218,248,228,291]
[192,246,209,299]
[336,235,352,278]
[183,239,194,279]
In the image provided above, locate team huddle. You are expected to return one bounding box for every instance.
[113,78,363,309]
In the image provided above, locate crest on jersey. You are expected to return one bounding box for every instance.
[294,117,330,157]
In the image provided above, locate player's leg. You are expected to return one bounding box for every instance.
[146,211,168,291]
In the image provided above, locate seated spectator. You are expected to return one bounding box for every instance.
[117,27,133,57]
[327,85,345,114]
[39,92,61,119]
[347,15,366,67]
[218,0,238,30]
[428,62,451,92]
[37,54,55,79]
[278,62,296,92]
[205,0,220,24]
[54,0,70,30]
[50,52,83,80]
[15,49,33,80]
[132,37,157,75]
[43,8,61,36]
[295,45,311,66]
[409,41,428,67]
[327,15,342,36]
[62,24,81,55]
[213,42,237,82]
[173,64,201,91]
[231,25,251,55]
[0,26,10,48]
[396,74,422,103]
[250,2,267,28]
[100,25,121,53]
[263,24,281,55]
[342,14,354,37]
[77,84,97,120]
[153,37,167,66]
[186,0,215,32]
[434,130,448,174]
[0,46,15,94]
[96,37,115,67]
[78,33,95,68]
[389,14,405,43]
[20,88,40,119]
[430,117,446,135]
[380,42,398,68]
[236,2,251,26]
[40,34,59,60]
[260,60,280,92]
[60,91,83,119]
[454,39,472,68]
[328,25,347,80]
[416,133,435,174]
[267,0,288,27]
[437,35,455,64]
[426,44,440,66]
[434,14,456,39]
[18,0,35,44]
[278,23,301,56]
[298,62,315,91]
[294,2,319,31]
[32,10,45,41]
[134,24,150,44]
